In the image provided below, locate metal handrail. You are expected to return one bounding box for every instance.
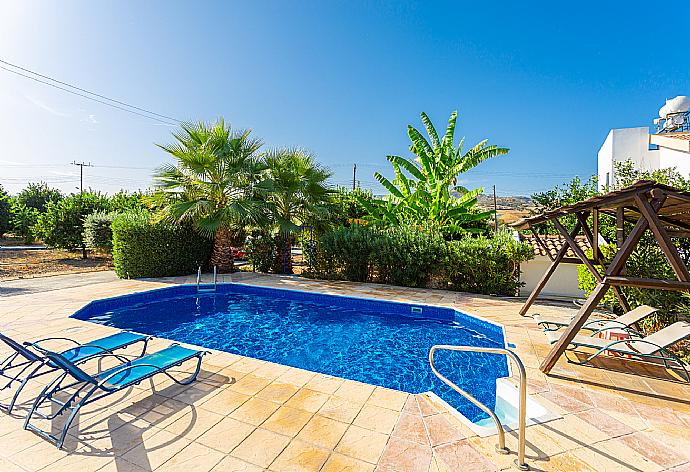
[429,345,529,470]
[196,266,218,293]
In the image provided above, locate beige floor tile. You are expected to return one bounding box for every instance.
[423,414,465,447]
[229,397,281,426]
[262,406,314,437]
[199,388,251,415]
[120,428,193,470]
[352,404,400,435]
[391,413,429,446]
[211,455,265,472]
[304,374,345,395]
[269,439,330,472]
[157,441,226,471]
[256,381,300,404]
[227,374,273,396]
[333,381,375,404]
[163,409,225,440]
[196,417,256,454]
[367,387,408,412]
[231,428,291,468]
[318,396,364,424]
[283,389,330,413]
[321,453,375,472]
[296,414,349,449]
[377,436,432,472]
[334,425,389,464]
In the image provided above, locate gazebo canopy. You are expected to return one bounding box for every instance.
[511,180,690,374]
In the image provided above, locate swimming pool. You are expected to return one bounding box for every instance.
[72,284,510,423]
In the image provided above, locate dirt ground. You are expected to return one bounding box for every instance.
[0,237,112,280]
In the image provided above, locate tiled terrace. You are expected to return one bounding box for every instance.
[0,272,689,472]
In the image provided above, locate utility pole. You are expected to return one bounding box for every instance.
[71,161,93,193]
[352,163,357,190]
[493,185,499,232]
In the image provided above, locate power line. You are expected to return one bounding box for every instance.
[0,63,179,126]
[0,58,182,123]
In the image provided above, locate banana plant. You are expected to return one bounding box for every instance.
[361,111,508,235]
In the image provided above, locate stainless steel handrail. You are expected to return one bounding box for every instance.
[197,266,218,292]
[429,345,529,470]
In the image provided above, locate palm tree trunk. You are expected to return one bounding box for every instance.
[211,228,235,273]
[274,234,293,274]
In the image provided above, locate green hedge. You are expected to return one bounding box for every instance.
[83,211,118,250]
[445,232,533,295]
[112,212,212,278]
[308,226,532,294]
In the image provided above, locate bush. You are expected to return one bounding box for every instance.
[10,201,40,243]
[111,212,212,278]
[0,186,12,237]
[34,192,110,251]
[309,226,531,293]
[318,226,376,282]
[445,231,533,295]
[578,244,686,332]
[83,211,118,250]
[371,227,447,287]
[16,182,62,212]
[245,231,276,273]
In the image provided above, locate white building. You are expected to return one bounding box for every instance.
[598,96,690,191]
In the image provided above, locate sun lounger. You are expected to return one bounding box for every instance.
[24,343,206,448]
[0,331,149,413]
[549,321,690,382]
[533,305,657,335]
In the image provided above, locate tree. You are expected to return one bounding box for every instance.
[0,185,11,238]
[16,182,62,212]
[153,119,267,272]
[361,111,509,236]
[530,175,599,234]
[260,148,332,273]
[33,192,110,257]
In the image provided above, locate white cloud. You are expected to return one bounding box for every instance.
[87,114,99,124]
[24,94,70,117]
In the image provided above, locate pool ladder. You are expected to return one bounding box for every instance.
[196,266,218,293]
[429,345,529,470]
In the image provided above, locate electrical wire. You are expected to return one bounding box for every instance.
[0,64,179,126]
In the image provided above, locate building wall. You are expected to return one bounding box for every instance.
[658,146,690,176]
[597,127,660,190]
[519,256,585,298]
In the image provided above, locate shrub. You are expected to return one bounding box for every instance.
[578,244,686,332]
[445,232,533,295]
[318,226,376,282]
[16,182,62,212]
[309,226,531,293]
[0,186,12,237]
[111,212,212,278]
[371,226,447,287]
[10,201,40,243]
[83,211,118,250]
[109,191,148,213]
[34,192,110,252]
[245,231,276,273]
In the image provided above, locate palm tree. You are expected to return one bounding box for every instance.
[260,148,332,273]
[153,119,266,272]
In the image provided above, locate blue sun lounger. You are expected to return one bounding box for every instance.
[24,343,207,448]
[0,331,149,413]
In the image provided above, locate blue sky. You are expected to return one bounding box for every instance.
[1,1,688,197]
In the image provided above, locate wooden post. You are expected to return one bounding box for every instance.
[616,207,625,248]
[575,211,631,312]
[540,207,655,374]
[592,208,599,261]
[553,219,603,282]
[518,221,582,316]
[634,193,690,282]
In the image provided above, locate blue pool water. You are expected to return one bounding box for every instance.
[72,284,509,422]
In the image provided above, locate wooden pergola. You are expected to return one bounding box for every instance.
[512,180,690,374]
